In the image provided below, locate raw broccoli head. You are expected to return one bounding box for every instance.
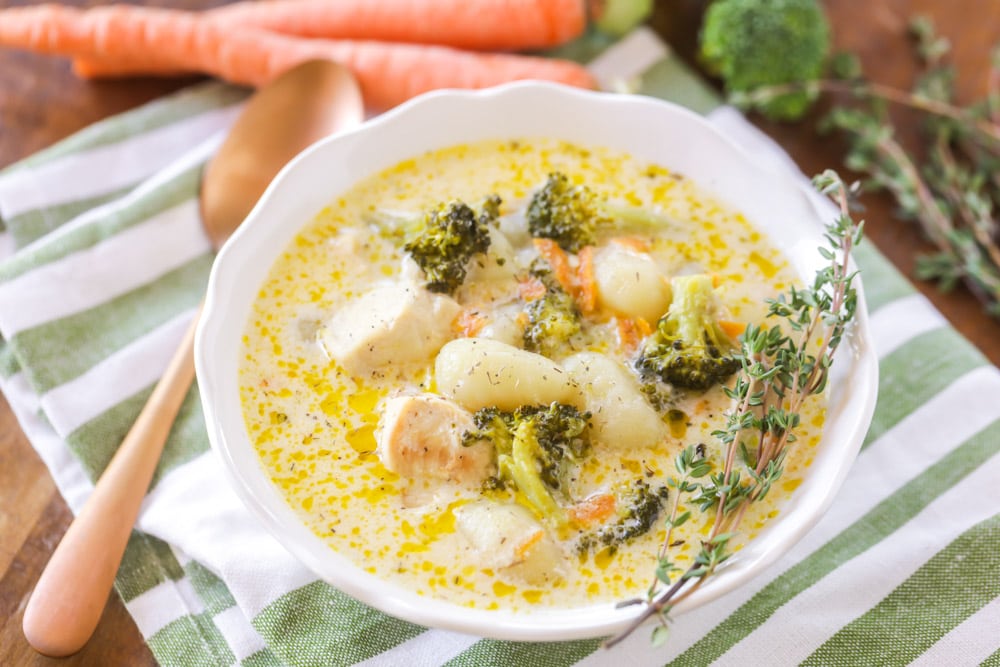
[403,195,499,295]
[581,479,670,552]
[464,402,591,524]
[526,172,609,253]
[636,274,740,391]
[522,265,582,358]
[700,0,830,121]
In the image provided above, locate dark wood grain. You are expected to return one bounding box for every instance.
[653,0,1000,366]
[0,1,998,665]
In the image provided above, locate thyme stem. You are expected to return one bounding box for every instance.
[605,171,862,649]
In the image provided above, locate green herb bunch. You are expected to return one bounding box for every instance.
[731,18,1000,317]
[605,171,862,648]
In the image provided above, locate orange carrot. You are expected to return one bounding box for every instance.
[514,529,546,560]
[532,238,577,296]
[0,1,585,53]
[517,275,548,302]
[0,6,595,107]
[205,0,587,51]
[454,309,487,337]
[609,236,650,252]
[576,245,597,314]
[719,320,746,340]
[617,316,652,352]
[568,492,616,526]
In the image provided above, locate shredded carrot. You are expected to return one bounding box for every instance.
[517,275,547,302]
[514,529,545,561]
[719,320,746,340]
[568,492,616,526]
[0,5,595,107]
[532,238,577,296]
[454,309,487,337]
[616,318,641,352]
[711,273,723,288]
[205,0,587,51]
[576,245,597,315]
[617,316,653,352]
[610,236,650,253]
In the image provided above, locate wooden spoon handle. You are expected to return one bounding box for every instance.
[22,307,201,657]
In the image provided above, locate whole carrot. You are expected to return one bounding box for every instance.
[0,5,594,108]
[0,0,586,54]
[205,0,588,51]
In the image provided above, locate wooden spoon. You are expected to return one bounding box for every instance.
[22,60,363,658]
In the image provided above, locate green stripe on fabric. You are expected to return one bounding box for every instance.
[0,82,246,178]
[252,581,424,666]
[445,638,602,667]
[66,386,150,482]
[982,646,1000,667]
[147,611,237,667]
[853,243,916,313]
[863,327,986,448]
[0,163,202,284]
[242,649,285,667]
[186,559,237,617]
[0,342,20,378]
[803,513,1000,666]
[14,253,211,394]
[665,417,1000,667]
[543,26,616,63]
[6,186,132,250]
[152,385,211,487]
[66,382,208,485]
[114,531,186,603]
[640,57,723,115]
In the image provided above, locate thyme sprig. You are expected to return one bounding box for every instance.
[605,171,862,649]
[732,17,1000,316]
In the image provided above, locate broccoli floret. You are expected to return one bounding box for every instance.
[636,274,740,391]
[700,0,830,121]
[403,195,500,295]
[579,480,670,552]
[522,266,582,358]
[464,402,591,524]
[525,172,676,253]
[526,172,609,253]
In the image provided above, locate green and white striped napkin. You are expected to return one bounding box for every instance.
[2,28,999,667]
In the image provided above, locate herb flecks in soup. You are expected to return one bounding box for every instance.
[239,140,824,611]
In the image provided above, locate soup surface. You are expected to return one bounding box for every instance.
[239,139,824,611]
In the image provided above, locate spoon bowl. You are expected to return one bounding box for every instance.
[22,59,362,658]
[202,60,363,249]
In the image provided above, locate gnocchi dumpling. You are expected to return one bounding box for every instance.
[564,352,668,449]
[435,338,582,411]
[594,243,672,324]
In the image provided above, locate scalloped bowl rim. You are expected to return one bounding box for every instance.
[195,82,879,641]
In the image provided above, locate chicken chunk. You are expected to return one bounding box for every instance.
[377,394,493,484]
[454,501,564,585]
[319,283,460,378]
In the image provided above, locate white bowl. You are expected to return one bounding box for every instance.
[196,82,879,641]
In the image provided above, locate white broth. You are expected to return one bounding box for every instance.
[239,139,824,611]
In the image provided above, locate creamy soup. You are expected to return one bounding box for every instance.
[239,139,824,611]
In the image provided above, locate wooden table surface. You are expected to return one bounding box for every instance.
[1,1,998,664]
